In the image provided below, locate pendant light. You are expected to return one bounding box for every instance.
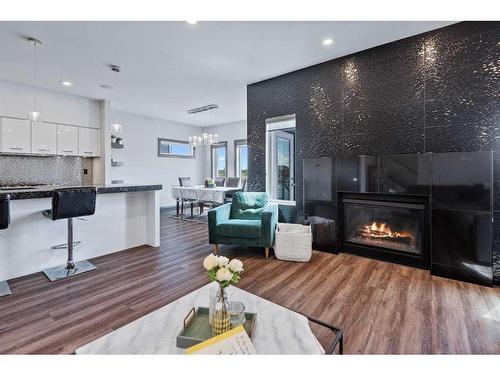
[26,37,42,122]
[109,64,123,134]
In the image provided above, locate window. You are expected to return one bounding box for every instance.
[265,114,296,201]
[158,138,195,158]
[235,139,248,178]
[211,142,227,178]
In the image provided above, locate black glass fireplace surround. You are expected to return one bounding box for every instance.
[302,151,492,286]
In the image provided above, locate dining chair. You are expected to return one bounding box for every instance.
[178,177,196,216]
[226,177,240,187]
[180,188,199,219]
[224,177,243,203]
[178,177,193,187]
[214,177,226,187]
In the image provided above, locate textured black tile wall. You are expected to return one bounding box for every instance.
[247,22,500,285]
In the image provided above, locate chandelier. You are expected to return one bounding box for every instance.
[187,104,219,146]
[189,132,219,146]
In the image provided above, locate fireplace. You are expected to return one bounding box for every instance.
[338,193,429,268]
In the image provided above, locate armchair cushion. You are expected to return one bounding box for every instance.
[216,219,261,239]
[230,192,269,220]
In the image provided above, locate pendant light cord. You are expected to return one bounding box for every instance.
[111,65,120,126]
[33,40,38,113]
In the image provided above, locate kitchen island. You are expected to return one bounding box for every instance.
[0,184,162,281]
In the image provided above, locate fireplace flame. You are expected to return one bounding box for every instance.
[363,221,410,240]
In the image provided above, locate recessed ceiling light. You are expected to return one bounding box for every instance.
[186,20,198,25]
[322,38,333,46]
[60,81,72,86]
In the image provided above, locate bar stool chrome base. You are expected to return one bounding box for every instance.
[0,280,11,297]
[43,260,97,282]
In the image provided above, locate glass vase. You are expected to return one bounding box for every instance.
[211,285,231,336]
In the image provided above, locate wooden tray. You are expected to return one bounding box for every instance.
[176,307,257,349]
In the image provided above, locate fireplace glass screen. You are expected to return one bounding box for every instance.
[344,199,424,254]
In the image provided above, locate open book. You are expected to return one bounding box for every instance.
[185,325,257,355]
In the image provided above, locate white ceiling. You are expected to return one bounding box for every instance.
[0,21,454,126]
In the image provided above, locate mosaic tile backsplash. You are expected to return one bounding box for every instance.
[247,22,500,285]
[0,155,93,186]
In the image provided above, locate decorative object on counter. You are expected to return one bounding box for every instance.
[203,254,244,336]
[204,178,215,188]
[111,158,124,167]
[274,223,313,262]
[111,138,124,149]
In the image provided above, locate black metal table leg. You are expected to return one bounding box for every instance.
[300,313,344,355]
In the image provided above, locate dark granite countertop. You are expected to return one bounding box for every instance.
[2,184,163,200]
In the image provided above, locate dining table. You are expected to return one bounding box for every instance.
[171,185,242,216]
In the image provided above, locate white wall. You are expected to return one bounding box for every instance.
[111,110,206,207]
[201,120,247,178]
[0,80,101,128]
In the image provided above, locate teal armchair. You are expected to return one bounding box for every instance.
[208,192,278,258]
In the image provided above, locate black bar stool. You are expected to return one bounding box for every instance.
[42,188,97,281]
[0,194,11,297]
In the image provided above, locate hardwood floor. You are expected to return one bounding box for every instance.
[1,209,499,354]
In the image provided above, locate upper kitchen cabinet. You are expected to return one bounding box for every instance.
[57,124,79,156]
[0,81,101,128]
[0,117,31,154]
[78,127,99,157]
[32,122,57,155]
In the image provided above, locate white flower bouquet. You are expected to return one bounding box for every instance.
[203,254,244,288]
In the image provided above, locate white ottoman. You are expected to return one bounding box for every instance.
[274,223,312,262]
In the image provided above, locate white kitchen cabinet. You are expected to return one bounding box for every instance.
[0,117,31,154]
[57,124,79,156]
[78,127,99,157]
[32,122,57,155]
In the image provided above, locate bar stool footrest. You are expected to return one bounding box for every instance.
[0,280,11,297]
[51,241,82,250]
[43,260,97,282]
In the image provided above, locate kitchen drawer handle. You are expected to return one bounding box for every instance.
[62,150,74,153]
[83,151,94,154]
[38,148,51,152]
[9,147,23,150]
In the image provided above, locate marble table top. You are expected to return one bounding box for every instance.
[75,283,324,354]
[171,185,241,204]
